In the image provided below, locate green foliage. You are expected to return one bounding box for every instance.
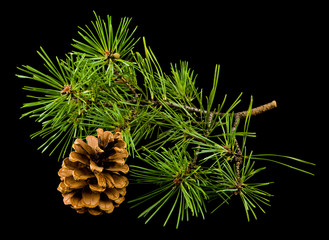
[17,12,315,227]
[18,50,97,157]
[208,153,273,220]
[72,11,139,85]
[17,13,140,159]
[168,61,198,103]
[73,12,138,60]
[130,142,208,228]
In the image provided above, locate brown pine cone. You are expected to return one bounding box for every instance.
[57,128,129,215]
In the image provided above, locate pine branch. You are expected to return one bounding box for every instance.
[119,77,278,175]
[159,100,277,119]
[17,12,315,227]
[232,100,277,186]
[124,96,277,120]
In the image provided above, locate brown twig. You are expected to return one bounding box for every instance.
[234,100,277,119]
[231,100,277,194]
[145,100,277,119]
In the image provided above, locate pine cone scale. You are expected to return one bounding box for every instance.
[105,163,129,174]
[82,189,100,208]
[103,173,115,188]
[58,128,129,215]
[73,139,96,156]
[88,208,102,216]
[72,168,94,180]
[108,147,128,160]
[104,188,120,200]
[69,151,90,165]
[71,194,84,209]
[63,192,75,205]
[62,157,84,170]
[90,159,104,172]
[108,158,125,165]
[95,172,107,188]
[111,174,129,188]
[86,135,102,151]
[58,168,73,178]
[64,176,88,189]
[89,180,106,192]
[98,198,114,212]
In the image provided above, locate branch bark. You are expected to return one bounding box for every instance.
[231,100,277,194]
[234,100,277,119]
[146,99,277,120]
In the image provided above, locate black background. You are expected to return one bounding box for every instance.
[6,1,326,238]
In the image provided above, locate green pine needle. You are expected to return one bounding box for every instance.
[130,143,208,228]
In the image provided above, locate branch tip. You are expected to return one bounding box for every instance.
[249,100,278,117]
[272,100,277,108]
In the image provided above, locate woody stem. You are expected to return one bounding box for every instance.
[232,100,277,193]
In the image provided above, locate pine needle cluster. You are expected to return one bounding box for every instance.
[17,12,314,228]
